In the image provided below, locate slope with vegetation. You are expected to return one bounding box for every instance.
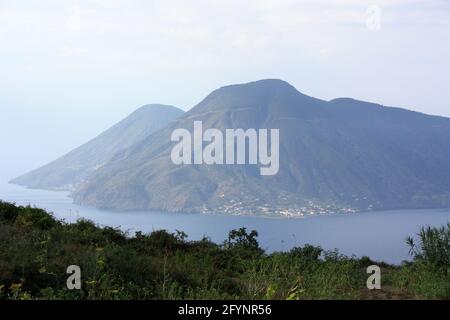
[0,201,448,300]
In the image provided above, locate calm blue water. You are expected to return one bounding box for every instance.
[1,181,449,264]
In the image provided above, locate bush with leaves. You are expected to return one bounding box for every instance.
[406,223,450,272]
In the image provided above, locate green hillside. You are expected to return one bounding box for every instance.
[0,201,448,300]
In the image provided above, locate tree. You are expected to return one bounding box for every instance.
[226,227,260,251]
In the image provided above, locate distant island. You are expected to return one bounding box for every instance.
[11,79,450,217]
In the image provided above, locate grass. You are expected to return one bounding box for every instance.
[0,201,448,300]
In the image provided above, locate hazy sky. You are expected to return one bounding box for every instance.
[1,0,449,180]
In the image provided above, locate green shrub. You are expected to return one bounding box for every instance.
[0,201,20,223]
[290,244,323,261]
[390,262,450,299]
[15,206,58,230]
[406,223,450,271]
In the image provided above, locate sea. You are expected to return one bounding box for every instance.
[1,181,449,264]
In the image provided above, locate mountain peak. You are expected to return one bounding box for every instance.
[10,103,184,190]
[189,79,306,114]
[218,78,298,94]
[134,104,184,115]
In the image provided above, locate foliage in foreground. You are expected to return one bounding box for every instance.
[0,201,448,300]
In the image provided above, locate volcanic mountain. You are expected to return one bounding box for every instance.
[11,104,184,190]
[66,79,450,216]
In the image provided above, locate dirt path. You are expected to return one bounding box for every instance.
[360,286,415,300]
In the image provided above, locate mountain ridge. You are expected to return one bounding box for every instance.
[64,79,450,216]
[11,104,184,190]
